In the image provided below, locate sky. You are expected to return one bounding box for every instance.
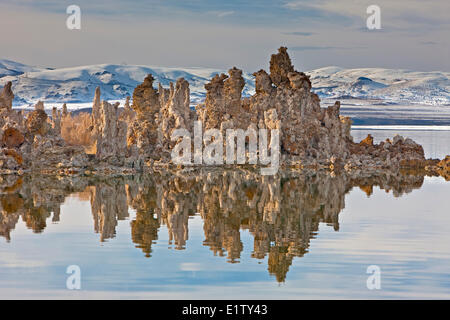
[0,0,449,72]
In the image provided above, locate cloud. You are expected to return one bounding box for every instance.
[180,262,203,271]
[290,46,335,51]
[284,0,450,29]
[0,0,448,71]
[215,11,235,18]
[290,45,366,51]
[420,41,437,46]
[283,0,359,18]
[283,31,315,36]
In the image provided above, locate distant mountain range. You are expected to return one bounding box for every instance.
[308,66,449,106]
[1,59,448,108]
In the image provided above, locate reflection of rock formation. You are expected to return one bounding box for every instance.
[0,170,427,281]
[128,181,160,257]
[128,174,197,253]
[131,210,159,258]
[89,180,129,241]
[426,156,450,181]
[192,172,347,279]
[0,193,22,241]
[0,175,79,240]
[124,169,425,281]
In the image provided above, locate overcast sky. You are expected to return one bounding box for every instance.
[0,0,449,72]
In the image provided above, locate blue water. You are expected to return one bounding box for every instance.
[0,126,449,299]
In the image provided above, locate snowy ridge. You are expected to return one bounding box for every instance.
[308,66,450,106]
[0,59,47,78]
[0,60,256,107]
[0,59,448,109]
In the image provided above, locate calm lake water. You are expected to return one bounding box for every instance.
[0,126,449,299]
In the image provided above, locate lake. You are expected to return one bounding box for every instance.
[0,123,449,299]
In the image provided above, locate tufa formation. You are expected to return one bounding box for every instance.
[0,47,447,178]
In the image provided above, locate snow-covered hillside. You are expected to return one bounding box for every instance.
[0,60,256,107]
[308,66,450,106]
[0,59,47,78]
[0,59,448,108]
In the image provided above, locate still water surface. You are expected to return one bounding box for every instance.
[0,127,449,299]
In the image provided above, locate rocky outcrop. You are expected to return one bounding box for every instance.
[0,82,14,110]
[346,134,425,171]
[0,48,447,177]
[195,47,351,166]
[0,91,90,171]
[196,73,229,130]
[95,100,127,164]
[127,75,161,159]
[91,86,102,133]
[132,75,160,118]
[119,96,135,124]
[26,108,48,136]
[51,107,62,135]
[62,103,68,117]
[197,69,249,130]
[158,78,191,159]
[126,75,193,162]
[270,47,295,87]
[2,127,24,148]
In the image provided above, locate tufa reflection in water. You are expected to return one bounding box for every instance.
[0,169,428,282]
